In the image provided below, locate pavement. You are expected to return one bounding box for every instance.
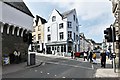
[2,61,42,75]
[95,59,119,78]
[2,53,120,78]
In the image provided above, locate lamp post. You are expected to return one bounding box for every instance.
[110,24,116,72]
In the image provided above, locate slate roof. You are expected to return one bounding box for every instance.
[62,9,75,18]
[55,9,63,17]
[3,0,34,18]
[35,15,47,26]
[55,9,75,19]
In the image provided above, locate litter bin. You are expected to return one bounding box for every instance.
[30,53,35,65]
[27,52,36,66]
[3,54,10,65]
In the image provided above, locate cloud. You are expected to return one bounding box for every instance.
[24,0,110,2]
[24,0,113,21]
[23,0,115,42]
[81,20,114,42]
[49,1,113,21]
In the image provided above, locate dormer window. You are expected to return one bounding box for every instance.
[52,16,56,22]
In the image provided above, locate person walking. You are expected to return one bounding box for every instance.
[106,50,110,59]
[13,49,18,64]
[89,51,93,63]
[92,52,97,64]
[83,51,87,61]
[100,50,106,68]
[71,50,74,59]
[87,51,89,61]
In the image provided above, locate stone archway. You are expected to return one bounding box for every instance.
[9,25,14,35]
[19,28,23,37]
[3,23,9,35]
[14,27,19,36]
[0,22,5,33]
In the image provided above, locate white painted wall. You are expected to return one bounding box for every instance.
[51,23,58,42]
[0,2,33,30]
[45,9,68,43]
[44,9,79,52]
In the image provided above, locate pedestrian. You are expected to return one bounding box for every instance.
[18,51,21,63]
[13,49,18,64]
[89,51,93,63]
[92,52,97,64]
[9,53,15,64]
[71,50,74,59]
[87,51,89,61]
[74,52,77,60]
[106,50,110,59]
[100,50,106,68]
[83,51,87,61]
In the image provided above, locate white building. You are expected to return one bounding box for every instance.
[44,9,79,56]
[79,33,91,52]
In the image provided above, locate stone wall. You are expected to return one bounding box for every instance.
[2,30,29,62]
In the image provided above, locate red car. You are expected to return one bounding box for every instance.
[74,52,84,58]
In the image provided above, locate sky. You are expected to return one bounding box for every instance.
[23,0,115,43]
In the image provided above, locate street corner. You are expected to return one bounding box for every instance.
[25,61,44,69]
[95,68,119,78]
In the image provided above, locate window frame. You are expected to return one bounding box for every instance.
[73,15,75,21]
[47,34,51,41]
[59,23,64,29]
[68,31,72,38]
[67,21,72,28]
[52,16,56,22]
[74,33,75,40]
[38,34,41,40]
[38,26,41,31]
[59,32,64,40]
[76,26,78,32]
[48,27,50,32]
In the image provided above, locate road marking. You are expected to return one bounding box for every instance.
[62,77,66,78]
[40,71,43,73]
[36,59,43,62]
[92,64,94,69]
[35,70,37,72]
[47,61,59,64]
[46,61,93,70]
[42,62,46,65]
[47,73,50,75]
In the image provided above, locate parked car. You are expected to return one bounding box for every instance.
[74,52,84,58]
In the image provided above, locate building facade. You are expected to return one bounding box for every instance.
[32,15,47,52]
[110,0,120,68]
[0,0,34,64]
[79,33,92,52]
[44,9,79,56]
[87,39,96,51]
